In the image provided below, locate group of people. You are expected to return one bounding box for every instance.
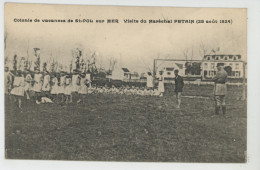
[4,66,186,110]
[5,68,92,109]
[146,69,185,109]
[5,64,227,116]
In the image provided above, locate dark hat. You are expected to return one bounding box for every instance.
[217,63,224,67]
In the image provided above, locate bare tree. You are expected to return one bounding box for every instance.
[183,48,189,61]
[199,41,208,59]
[108,57,117,73]
[191,46,194,61]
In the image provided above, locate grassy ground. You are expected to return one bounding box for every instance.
[5,84,247,162]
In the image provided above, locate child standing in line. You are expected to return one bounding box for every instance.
[33,69,43,102]
[59,72,66,103]
[10,70,25,110]
[158,70,165,97]
[77,73,88,103]
[64,75,72,104]
[42,70,51,98]
[85,70,92,88]
[50,73,59,101]
[24,70,32,100]
[71,70,80,103]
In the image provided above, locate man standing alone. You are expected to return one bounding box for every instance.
[212,63,228,116]
[174,69,184,108]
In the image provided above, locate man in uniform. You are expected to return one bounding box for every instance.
[174,69,184,109]
[212,63,228,116]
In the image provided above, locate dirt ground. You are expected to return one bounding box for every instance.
[5,84,247,162]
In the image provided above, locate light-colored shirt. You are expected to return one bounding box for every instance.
[147,75,153,88]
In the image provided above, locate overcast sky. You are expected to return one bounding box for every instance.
[5,4,247,73]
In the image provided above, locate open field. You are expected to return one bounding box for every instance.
[5,84,247,162]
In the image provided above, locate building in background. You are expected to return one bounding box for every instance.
[201,54,246,79]
[155,60,186,80]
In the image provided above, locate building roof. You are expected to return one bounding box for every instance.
[203,54,242,61]
[175,63,183,69]
[122,68,130,72]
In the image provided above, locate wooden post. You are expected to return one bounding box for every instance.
[242,61,246,100]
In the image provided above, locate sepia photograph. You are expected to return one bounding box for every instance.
[4,3,248,163]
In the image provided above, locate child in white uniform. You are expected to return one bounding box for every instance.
[158,71,165,97]
[50,73,59,101]
[85,70,91,88]
[42,71,51,97]
[77,73,88,103]
[33,69,43,102]
[64,75,72,104]
[71,70,80,103]
[24,70,32,99]
[59,72,66,102]
[10,70,25,109]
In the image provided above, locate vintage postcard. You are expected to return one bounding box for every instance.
[4,3,247,162]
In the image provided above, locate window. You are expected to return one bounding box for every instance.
[167,72,171,75]
[211,63,214,69]
[216,56,219,60]
[211,71,215,76]
[207,57,210,60]
[235,63,239,69]
[225,56,228,60]
[204,63,208,69]
[166,67,174,71]
[235,71,240,77]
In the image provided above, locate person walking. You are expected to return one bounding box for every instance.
[212,63,228,116]
[174,69,184,109]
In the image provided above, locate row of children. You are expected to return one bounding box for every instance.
[5,68,91,109]
[5,67,165,110]
[88,84,163,96]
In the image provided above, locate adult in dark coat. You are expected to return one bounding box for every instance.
[174,69,184,108]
